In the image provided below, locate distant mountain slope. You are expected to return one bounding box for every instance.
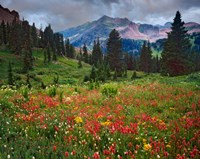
[60,15,200,50]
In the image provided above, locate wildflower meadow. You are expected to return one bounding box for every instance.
[0,80,200,159]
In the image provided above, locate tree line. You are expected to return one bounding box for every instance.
[1,11,200,86]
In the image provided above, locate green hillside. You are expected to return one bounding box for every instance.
[0,49,91,86]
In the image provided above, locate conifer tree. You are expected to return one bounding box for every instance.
[83,43,88,63]
[38,27,44,48]
[31,23,38,47]
[8,61,13,85]
[44,49,47,64]
[161,11,192,76]
[9,17,22,55]
[92,38,103,66]
[1,20,7,44]
[47,42,51,62]
[140,41,152,73]
[90,65,96,81]
[60,34,65,56]
[131,71,137,80]
[69,44,75,58]
[44,24,54,48]
[52,42,57,61]
[107,29,123,76]
[22,20,33,72]
[26,74,31,88]
[65,38,70,57]
[78,48,82,68]
[0,22,3,45]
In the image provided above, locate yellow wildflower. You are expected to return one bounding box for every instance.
[74,117,83,123]
[101,120,111,126]
[143,139,147,143]
[143,144,152,151]
[166,144,171,148]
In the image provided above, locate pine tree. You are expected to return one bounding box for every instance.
[47,42,51,62]
[92,38,103,66]
[161,11,192,76]
[26,74,31,88]
[22,20,33,72]
[69,44,75,58]
[65,38,70,57]
[107,29,123,76]
[44,24,54,48]
[131,71,137,80]
[146,41,153,73]
[60,34,65,56]
[0,21,3,45]
[52,42,57,61]
[38,26,44,48]
[31,23,38,47]
[90,65,96,81]
[83,43,88,63]
[78,57,82,68]
[92,40,97,65]
[53,33,61,56]
[9,17,22,55]
[1,20,7,44]
[44,49,47,64]
[140,41,152,73]
[78,48,82,68]
[8,61,13,85]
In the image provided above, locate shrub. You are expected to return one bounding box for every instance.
[101,84,118,97]
[48,85,57,97]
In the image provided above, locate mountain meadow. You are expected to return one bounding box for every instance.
[0,3,200,159]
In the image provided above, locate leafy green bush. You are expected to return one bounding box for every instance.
[101,83,118,97]
[21,86,29,100]
[48,85,57,97]
[88,81,100,90]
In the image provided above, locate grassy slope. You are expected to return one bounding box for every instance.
[0,49,91,86]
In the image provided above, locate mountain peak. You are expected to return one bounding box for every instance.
[98,15,113,21]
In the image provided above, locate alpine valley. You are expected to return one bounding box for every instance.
[60,15,200,54]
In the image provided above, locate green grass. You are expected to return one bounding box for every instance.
[0,49,91,86]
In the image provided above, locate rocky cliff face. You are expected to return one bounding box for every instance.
[0,5,20,23]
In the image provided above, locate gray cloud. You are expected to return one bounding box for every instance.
[1,0,200,31]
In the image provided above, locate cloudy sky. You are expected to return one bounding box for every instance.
[1,0,200,31]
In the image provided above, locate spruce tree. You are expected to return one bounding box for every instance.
[60,34,65,56]
[1,20,7,44]
[52,42,57,61]
[38,27,44,48]
[78,48,82,68]
[26,74,31,88]
[161,11,192,76]
[107,29,123,76]
[90,65,96,81]
[65,38,70,57]
[140,41,152,73]
[44,24,54,48]
[0,21,3,45]
[83,43,88,63]
[69,44,75,58]
[44,49,47,64]
[22,20,33,72]
[8,61,13,85]
[47,42,51,62]
[31,23,38,47]
[92,38,103,66]
[9,17,22,55]
[78,57,82,68]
